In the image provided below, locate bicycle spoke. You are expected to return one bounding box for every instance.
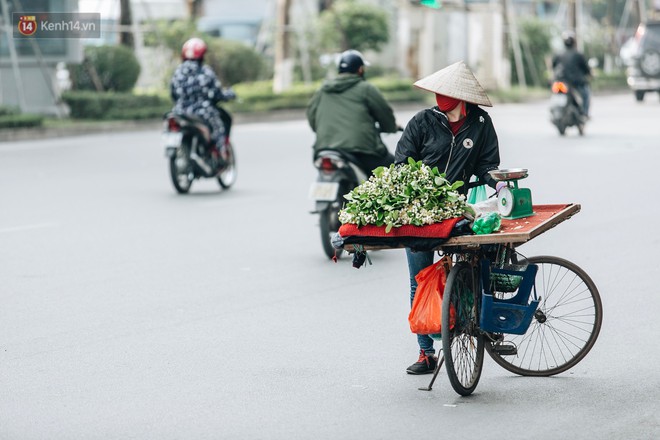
[442,262,484,395]
[487,256,602,376]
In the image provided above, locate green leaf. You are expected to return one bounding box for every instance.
[334,158,468,229]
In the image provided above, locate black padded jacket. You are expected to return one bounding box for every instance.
[394,104,500,192]
[552,49,591,87]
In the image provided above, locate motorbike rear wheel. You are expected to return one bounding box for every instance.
[319,207,342,260]
[170,146,193,194]
[217,141,237,189]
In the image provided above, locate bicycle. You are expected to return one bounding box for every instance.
[341,203,603,396]
[422,243,602,396]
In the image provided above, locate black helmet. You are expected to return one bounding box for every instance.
[562,31,576,48]
[338,50,370,74]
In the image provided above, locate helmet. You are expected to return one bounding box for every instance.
[338,49,370,74]
[562,31,576,48]
[182,38,207,61]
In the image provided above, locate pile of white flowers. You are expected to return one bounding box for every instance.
[338,158,469,233]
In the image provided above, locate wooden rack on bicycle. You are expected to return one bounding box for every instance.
[342,203,581,252]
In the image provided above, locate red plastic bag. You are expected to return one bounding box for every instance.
[408,258,454,335]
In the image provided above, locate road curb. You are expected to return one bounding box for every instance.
[0,120,162,143]
[0,102,437,143]
[0,93,625,143]
[0,108,316,143]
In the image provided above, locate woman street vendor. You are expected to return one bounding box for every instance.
[395,61,503,375]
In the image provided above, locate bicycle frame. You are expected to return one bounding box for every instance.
[340,203,601,395]
[421,243,602,396]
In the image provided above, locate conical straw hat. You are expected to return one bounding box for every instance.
[413,61,492,107]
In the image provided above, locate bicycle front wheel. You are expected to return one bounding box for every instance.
[442,262,485,396]
[486,256,603,376]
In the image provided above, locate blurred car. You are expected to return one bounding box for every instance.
[624,21,660,101]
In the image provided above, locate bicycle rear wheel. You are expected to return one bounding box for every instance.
[486,255,602,376]
[442,262,485,396]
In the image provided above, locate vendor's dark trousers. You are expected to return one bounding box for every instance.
[406,248,436,355]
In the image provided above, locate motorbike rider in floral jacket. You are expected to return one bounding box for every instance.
[307,50,399,175]
[170,38,235,154]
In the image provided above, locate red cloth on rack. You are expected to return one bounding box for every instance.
[339,217,462,239]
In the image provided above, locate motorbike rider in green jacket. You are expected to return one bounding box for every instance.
[307,50,399,175]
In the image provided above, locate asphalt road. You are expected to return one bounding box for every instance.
[1,92,659,439]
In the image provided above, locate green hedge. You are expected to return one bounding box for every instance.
[0,106,44,129]
[227,77,426,113]
[69,45,141,92]
[58,72,629,122]
[61,77,426,120]
[0,106,18,117]
[61,91,170,120]
[0,113,44,129]
[591,71,627,91]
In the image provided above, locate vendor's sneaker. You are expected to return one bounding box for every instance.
[406,350,437,375]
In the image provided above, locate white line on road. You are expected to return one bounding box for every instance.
[0,223,57,233]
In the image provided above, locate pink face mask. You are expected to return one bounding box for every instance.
[435,94,466,117]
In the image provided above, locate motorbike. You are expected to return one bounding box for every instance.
[309,150,369,260]
[162,104,237,194]
[549,80,586,136]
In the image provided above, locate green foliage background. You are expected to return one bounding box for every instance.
[0,106,43,128]
[143,19,267,86]
[61,91,170,120]
[318,0,389,52]
[205,39,267,85]
[68,45,141,92]
[509,17,554,87]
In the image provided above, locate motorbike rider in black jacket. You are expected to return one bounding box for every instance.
[552,31,592,119]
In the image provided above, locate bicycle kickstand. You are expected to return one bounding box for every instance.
[418,354,444,391]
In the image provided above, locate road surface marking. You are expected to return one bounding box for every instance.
[0,223,56,233]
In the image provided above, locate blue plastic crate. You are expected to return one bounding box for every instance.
[480,293,539,334]
[479,261,539,334]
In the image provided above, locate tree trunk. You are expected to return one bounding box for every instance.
[319,0,335,11]
[273,0,294,93]
[119,0,134,49]
[187,0,202,20]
